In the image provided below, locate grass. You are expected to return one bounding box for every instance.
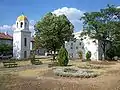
[18,68,50,77]
[0,58,120,90]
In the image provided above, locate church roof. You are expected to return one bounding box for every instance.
[17,14,28,21]
[0,33,12,40]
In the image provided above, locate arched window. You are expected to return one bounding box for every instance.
[20,22,23,28]
[24,51,27,58]
[24,38,27,46]
[17,22,18,28]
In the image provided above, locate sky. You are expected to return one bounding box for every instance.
[0,0,120,35]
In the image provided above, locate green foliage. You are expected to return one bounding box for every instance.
[57,47,69,66]
[34,12,74,60]
[30,53,35,64]
[81,5,120,60]
[106,47,116,60]
[115,45,120,57]
[30,51,42,65]
[0,44,12,55]
[78,51,83,59]
[86,51,91,61]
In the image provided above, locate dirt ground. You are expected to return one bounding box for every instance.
[1,61,120,90]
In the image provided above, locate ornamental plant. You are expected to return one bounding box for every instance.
[106,47,116,60]
[86,51,91,61]
[78,51,83,59]
[57,47,69,66]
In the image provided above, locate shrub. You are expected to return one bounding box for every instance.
[57,47,69,66]
[86,51,91,61]
[106,47,116,60]
[30,52,42,65]
[78,51,83,59]
[32,60,43,65]
[30,53,35,64]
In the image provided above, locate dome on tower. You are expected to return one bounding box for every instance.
[17,14,28,21]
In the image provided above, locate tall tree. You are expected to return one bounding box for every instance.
[0,44,12,55]
[34,12,74,60]
[81,5,120,60]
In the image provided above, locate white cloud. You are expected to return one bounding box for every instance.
[0,25,13,30]
[29,20,36,25]
[0,20,35,36]
[117,6,120,9]
[0,7,84,35]
[29,20,36,36]
[52,7,84,32]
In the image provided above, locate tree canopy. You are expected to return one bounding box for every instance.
[0,44,12,55]
[81,5,120,60]
[34,12,74,60]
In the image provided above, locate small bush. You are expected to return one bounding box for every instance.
[57,47,69,66]
[30,53,42,65]
[106,47,116,60]
[78,51,83,59]
[86,51,91,61]
[30,53,35,64]
[32,60,43,65]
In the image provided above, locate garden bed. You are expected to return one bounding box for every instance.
[53,67,100,78]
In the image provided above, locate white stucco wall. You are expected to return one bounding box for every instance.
[21,31,31,59]
[65,39,85,59]
[13,16,31,59]
[65,31,99,61]
[13,30,31,59]
[13,31,21,59]
[30,42,33,50]
[83,36,98,60]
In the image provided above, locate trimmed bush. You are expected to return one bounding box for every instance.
[86,51,91,61]
[30,53,35,64]
[30,53,42,65]
[57,47,69,66]
[78,51,83,59]
[106,47,116,60]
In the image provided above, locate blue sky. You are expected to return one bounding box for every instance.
[0,0,120,34]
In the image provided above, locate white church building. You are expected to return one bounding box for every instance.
[12,15,105,60]
[65,31,104,61]
[13,15,31,59]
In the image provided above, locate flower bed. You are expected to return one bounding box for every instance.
[53,67,100,78]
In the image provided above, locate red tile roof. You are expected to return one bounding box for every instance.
[0,33,12,40]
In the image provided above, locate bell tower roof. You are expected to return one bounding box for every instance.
[17,14,28,21]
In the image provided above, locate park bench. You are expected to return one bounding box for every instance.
[3,61,18,68]
[0,55,12,60]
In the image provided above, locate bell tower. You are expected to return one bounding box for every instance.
[13,14,31,59]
